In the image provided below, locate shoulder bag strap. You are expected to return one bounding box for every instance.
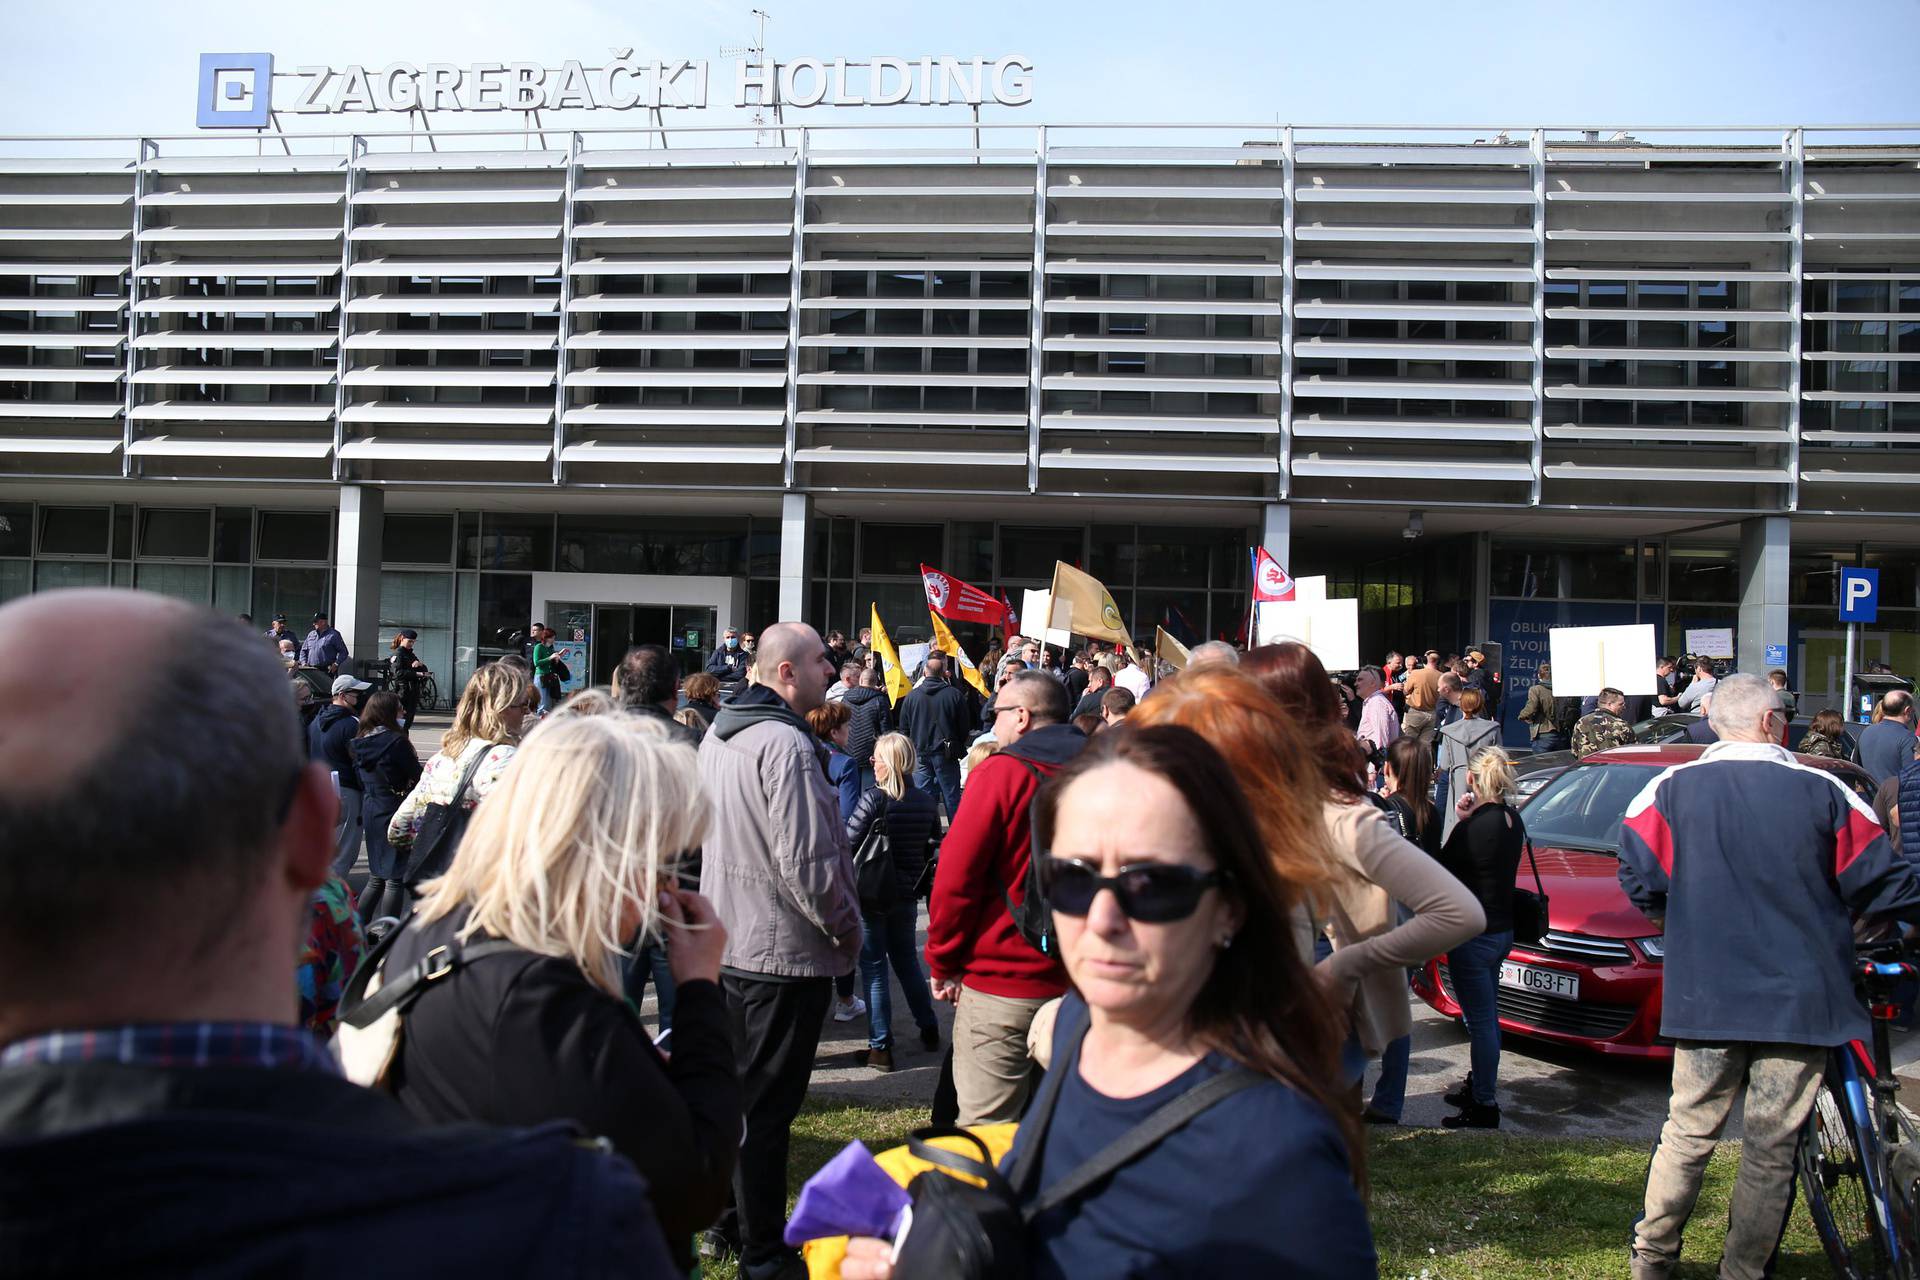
[998,754,1052,920]
[340,934,523,1030]
[1024,1068,1264,1219]
[1510,807,1545,897]
[1004,998,1086,1197]
[447,741,495,807]
[904,1127,1010,1191]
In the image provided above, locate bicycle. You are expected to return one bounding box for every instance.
[419,673,439,712]
[1799,939,1920,1279]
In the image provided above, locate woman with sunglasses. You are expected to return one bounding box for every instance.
[343,713,741,1275]
[1236,647,1483,1093]
[842,724,1376,1279]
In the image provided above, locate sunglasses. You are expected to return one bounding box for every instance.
[1039,854,1226,924]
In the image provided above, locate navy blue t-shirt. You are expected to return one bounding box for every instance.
[1001,995,1377,1280]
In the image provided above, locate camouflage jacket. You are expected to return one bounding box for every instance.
[1572,710,1634,758]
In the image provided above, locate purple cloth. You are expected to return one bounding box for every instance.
[783,1140,911,1247]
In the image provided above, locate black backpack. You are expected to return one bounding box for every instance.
[397,745,492,892]
[890,1003,1259,1280]
[999,756,1057,959]
[852,798,897,914]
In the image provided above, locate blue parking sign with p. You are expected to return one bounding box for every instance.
[1839,567,1879,623]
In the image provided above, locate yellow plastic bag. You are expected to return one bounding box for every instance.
[801,1123,1021,1279]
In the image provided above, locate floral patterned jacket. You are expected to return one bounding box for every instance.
[386,740,517,849]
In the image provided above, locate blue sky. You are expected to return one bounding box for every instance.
[3,0,1918,137]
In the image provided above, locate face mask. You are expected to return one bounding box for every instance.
[725,637,739,649]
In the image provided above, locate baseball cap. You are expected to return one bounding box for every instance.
[312,611,329,623]
[272,612,287,622]
[330,674,372,697]
[397,628,419,640]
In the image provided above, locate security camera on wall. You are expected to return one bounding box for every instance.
[1403,511,1424,541]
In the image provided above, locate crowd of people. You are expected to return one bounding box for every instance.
[3,586,1918,1279]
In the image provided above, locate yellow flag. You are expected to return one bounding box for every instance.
[1155,626,1190,670]
[929,609,991,700]
[1050,562,1134,649]
[870,604,912,706]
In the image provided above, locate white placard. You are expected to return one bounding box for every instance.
[898,642,931,679]
[1292,575,1328,605]
[1018,589,1075,650]
[1253,597,1360,671]
[1547,624,1658,698]
[1684,627,1735,659]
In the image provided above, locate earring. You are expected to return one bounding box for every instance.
[1216,932,1235,949]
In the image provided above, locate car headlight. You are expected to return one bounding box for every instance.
[1635,936,1664,962]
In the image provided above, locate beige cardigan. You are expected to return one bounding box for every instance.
[1317,797,1486,1056]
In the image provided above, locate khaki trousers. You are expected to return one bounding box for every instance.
[1631,1041,1825,1280]
[951,986,1052,1126]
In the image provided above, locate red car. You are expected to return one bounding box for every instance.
[1411,743,1880,1060]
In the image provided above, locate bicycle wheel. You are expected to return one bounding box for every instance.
[1800,1076,1891,1279]
[421,675,438,711]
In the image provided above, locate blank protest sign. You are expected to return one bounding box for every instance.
[1548,624,1657,698]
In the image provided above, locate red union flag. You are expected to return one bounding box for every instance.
[920,564,1007,628]
[1252,547,1296,603]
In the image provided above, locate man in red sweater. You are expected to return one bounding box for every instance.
[926,671,1083,1124]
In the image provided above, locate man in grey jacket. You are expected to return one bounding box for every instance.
[698,621,859,1280]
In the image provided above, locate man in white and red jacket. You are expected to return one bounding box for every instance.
[1618,673,1920,1280]
[926,670,1083,1125]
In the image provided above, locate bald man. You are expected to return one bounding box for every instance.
[0,590,677,1273]
[697,620,861,1280]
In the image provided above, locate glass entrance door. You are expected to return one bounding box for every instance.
[591,605,635,689]
[669,605,717,678]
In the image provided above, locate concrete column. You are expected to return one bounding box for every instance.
[1259,501,1290,566]
[334,484,384,669]
[777,492,813,623]
[1738,515,1791,675]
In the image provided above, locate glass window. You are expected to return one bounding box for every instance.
[138,509,210,559]
[1134,527,1217,587]
[135,562,211,603]
[554,516,746,576]
[38,506,109,557]
[999,526,1083,582]
[35,561,110,591]
[1667,549,1739,603]
[383,514,455,566]
[859,523,943,578]
[257,511,331,562]
[478,514,552,572]
[111,506,133,560]
[1522,763,1661,851]
[250,566,329,623]
[0,503,31,558]
[949,521,994,583]
[213,507,252,563]
[476,573,533,656]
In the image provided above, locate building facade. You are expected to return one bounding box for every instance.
[2,122,1915,713]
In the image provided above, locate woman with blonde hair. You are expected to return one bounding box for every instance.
[1130,663,1482,1098]
[379,660,530,920]
[344,713,739,1273]
[844,732,941,1071]
[1434,745,1526,1129]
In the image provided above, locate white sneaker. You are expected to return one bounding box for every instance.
[832,997,868,1022]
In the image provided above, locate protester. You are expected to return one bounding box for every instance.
[824,659,859,704]
[926,670,1082,1124]
[1435,747,1525,1129]
[1860,689,1917,788]
[1100,685,1135,726]
[387,628,431,726]
[680,671,723,734]
[1235,645,1482,1090]
[1768,669,1797,719]
[308,672,370,877]
[1061,646,1092,703]
[842,724,1377,1280]
[1072,661,1113,719]
[1437,688,1501,838]
[298,874,366,1040]
[1674,657,1717,714]
[1684,694,1720,744]
[897,652,972,822]
[1403,648,1441,714]
[298,610,349,673]
[843,733,941,1072]
[554,686,618,718]
[841,666,891,792]
[697,622,860,1280]
[1902,751,1920,860]
[1518,663,1567,751]
[961,735,1001,785]
[529,623,563,715]
[350,690,422,924]
[343,712,740,1274]
[1875,775,1903,857]
[1434,670,1465,734]
[278,635,299,669]
[1618,673,1920,1280]
[615,644,704,750]
[706,626,751,684]
[1115,646,1154,700]
[387,660,528,866]
[1796,707,1856,761]
[1573,687,1636,758]
[1072,710,1105,738]
[1362,735,1444,1124]
[0,591,680,1274]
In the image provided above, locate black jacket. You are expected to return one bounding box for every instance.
[846,782,939,900]
[841,685,891,767]
[350,727,422,820]
[382,910,741,1271]
[1438,802,1524,934]
[705,645,749,682]
[1062,666,1089,705]
[897,678,974,763]
[307,704,361,792]
[0,1058,678,1278]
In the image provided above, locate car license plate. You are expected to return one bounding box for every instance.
[1500,960,1579,1001]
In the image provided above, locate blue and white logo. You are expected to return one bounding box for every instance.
[197,53,274,128]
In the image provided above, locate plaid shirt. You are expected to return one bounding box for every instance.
[0,1022,336,1075]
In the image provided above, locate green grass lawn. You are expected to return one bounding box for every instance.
[709,1101,1842,1279]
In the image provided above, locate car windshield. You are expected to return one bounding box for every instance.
[1520,762,1658,853]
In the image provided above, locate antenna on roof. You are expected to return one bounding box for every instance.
[721,8,781,144]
